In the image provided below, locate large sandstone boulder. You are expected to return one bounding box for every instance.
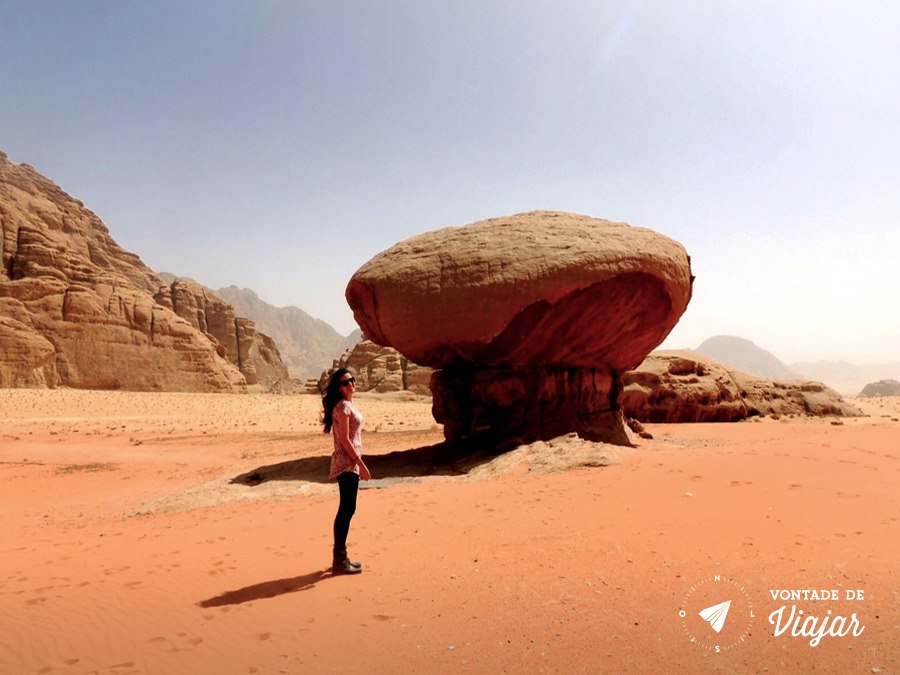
[346,211,693,446]
[621,351,862,422]
[0,151,289,391]
[318,337,432,395]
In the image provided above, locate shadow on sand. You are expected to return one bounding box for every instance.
[230,441,515,487]
[198,569,339,607]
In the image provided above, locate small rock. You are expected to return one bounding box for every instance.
[626,418,645,433]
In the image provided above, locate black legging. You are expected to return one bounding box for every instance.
[333,472,359,552]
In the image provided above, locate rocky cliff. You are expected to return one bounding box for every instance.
[318,337,432,395]
[0,151,289,391]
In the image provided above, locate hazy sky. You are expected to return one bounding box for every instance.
[2,1,898,363]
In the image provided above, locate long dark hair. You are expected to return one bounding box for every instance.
[323,368,353,433]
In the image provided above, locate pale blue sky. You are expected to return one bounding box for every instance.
[2,1,898,363]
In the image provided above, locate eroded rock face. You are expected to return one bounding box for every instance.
[346,211,693,446]
[621,351,862,422]
[153,277,290,387]
[318,338,432,395]
[0,151,288,390]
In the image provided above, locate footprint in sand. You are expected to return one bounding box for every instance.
[150,634,203,652]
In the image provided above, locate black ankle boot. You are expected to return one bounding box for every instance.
[332,548,362,574]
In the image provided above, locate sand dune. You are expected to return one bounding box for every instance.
[0,390,897,673]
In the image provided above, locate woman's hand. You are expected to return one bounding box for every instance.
[359,463,372,481]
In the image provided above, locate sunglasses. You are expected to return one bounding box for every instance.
[339,377,356,387]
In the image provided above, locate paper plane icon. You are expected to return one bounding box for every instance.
[698,599,731,633]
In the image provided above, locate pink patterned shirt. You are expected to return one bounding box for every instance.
[329,399,364,480]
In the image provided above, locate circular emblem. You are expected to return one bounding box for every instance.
[678,576,754,652]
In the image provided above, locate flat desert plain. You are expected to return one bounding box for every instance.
[1,389,898,674]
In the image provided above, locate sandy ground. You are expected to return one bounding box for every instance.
[0,389,898,674]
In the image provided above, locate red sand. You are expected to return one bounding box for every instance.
[1,390,898,674]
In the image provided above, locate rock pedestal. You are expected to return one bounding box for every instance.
[431,364,630,446]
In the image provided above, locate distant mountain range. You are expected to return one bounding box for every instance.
[789,360,900,396]
[214,286,360,381]
[694,335,900,395]
[695,336,802,381]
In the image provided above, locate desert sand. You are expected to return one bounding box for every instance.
[1,389,897,674]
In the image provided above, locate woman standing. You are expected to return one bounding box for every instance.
[323,368,372,574]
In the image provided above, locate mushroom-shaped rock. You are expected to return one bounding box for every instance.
[346,211,693,446]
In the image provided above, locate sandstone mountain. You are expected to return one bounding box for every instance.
[695,335,802,381]
[213,285,359,381]
[858,379,900,397]
[621,350,861,422]
[0,151,289,391]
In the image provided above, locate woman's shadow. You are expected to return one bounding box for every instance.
[197,568,341,607]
